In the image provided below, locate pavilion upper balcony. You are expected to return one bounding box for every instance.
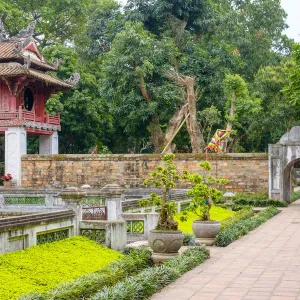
[0,106,61,132]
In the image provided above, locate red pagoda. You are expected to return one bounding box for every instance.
[0,21,79,185]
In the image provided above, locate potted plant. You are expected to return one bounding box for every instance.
[2,173,13,188]
[140,154,184,262]
[181,161,227,245]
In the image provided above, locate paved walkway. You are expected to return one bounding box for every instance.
[151,200,300,300]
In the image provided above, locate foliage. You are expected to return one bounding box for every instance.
[181,161,227,221]
[42,44,114,154]
[291,190,300,203]
[175,206,235,233]
[220,207,254,230]
[214,207,280,247]
[20,247,151,300]
[249,60,299,151]
[283,44,300,106]
[1,0,98,47]
[1,236,122,300]
[90,247,209,300]
[140,154,181,230]
[232,193,288,208]
[182,233,196,246]
[2,0,293,153]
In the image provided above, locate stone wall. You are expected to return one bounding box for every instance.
[21,153,268,193]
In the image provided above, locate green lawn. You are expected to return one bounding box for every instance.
[0,236,123,300]
[175,206,235,233]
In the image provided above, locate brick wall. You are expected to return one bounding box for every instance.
[21,153,268,193]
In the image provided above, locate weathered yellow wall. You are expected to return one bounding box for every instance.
[21,153,268,193]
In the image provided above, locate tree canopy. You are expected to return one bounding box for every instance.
[2,0,296,154]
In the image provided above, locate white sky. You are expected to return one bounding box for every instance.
[118,0,299,42]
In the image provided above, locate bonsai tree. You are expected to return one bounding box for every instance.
[140,154,180,230]
[181,161,227,221]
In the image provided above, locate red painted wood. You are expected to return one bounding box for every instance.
[26,129,53,135]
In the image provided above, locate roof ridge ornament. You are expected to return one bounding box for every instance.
[12,42,23,57]
[65,72,80,86]
[0,21,7,41]
[15,21,37,39]
[23,55,31,70]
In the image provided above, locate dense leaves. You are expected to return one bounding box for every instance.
[2,0,296,154]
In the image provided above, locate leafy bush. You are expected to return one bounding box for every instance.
[220,207,254,230]
[182,232,195,245]
[291,190,300,202]
[175,206,235,233]
[90,247,209,300]
[233,193,287,208]
[1,236,122,300]
[20,248,152,300]
[215,207,279,247]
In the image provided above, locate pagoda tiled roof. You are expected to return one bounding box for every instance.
[0,22,79,88]
[0,40,57,71]
[0,62,73,88]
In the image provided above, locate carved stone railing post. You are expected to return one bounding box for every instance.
[58,187,86,235]
[100,184,124,221]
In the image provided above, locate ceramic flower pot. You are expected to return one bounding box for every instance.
[3,181,12,188]
[192,220,220,246]
[148,230,184,264]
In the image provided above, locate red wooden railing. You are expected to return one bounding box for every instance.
[0,106,60,126]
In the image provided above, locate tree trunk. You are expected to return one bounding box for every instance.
[223,91,236,153]
[162,104,188,153]
[185,76,204,153]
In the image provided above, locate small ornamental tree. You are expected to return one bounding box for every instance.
[181,161,227,221]
[140,154,180,230]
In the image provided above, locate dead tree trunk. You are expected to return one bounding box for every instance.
[138,75,189,153]
[184,76,204,153]
[166,71,205,153]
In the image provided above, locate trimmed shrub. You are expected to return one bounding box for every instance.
[0,236,122,300]
[291,190,300,202]
[20,248,152,300]
[90,247,210,300]
[215,207,279,247]
[233,193,287,208]
[220,207,254,230]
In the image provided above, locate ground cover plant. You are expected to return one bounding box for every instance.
[215,207,280,247]
[20,248,152,300]
[89,247,210,300]
[175,206,235,233]
[0,236,122,300]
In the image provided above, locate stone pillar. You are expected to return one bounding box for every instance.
[100,184,124,221]
[39,131,59,154]
[58,187,86,235]
[5,127,27,186]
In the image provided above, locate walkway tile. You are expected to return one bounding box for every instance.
[150,201,300,300]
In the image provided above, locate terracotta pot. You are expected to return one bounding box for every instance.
[3,181,11,188]
[192,220,220,246]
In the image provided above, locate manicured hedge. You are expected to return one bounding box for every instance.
[291,190,300,202]
[215,207,280,247]
[220,207,254,230]
[0,236,122,300]
[90,247,210,300]
[20,248,152,300]
[233,193,287,210]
